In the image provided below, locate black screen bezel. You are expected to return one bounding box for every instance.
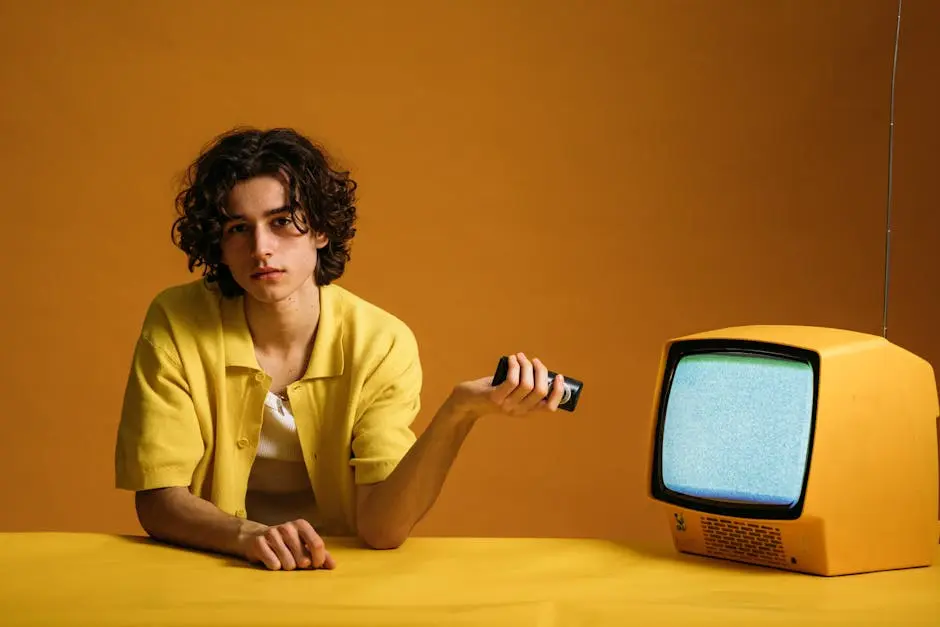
[650,338,820,520]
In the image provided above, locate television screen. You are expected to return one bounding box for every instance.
[655,345,818,517]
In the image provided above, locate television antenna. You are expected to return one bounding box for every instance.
[882,0,903,339]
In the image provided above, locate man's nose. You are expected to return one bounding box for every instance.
[251,227,276,259]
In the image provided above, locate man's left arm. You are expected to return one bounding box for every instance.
[355,396,478,549]
[355,351,565,549]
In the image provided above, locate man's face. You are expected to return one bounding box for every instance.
[220,175,328,304]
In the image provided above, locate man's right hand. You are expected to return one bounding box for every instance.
[238,518,337,571]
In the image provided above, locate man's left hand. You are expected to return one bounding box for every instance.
[450,352,566,419]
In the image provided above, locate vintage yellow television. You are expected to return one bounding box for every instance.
[648,325,939,576]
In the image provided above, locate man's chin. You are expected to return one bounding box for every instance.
[243,282,293,304]
[237,272,317,304]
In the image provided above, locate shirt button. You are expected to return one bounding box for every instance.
[254,372,265,383]
[236,509,246,518]
[237,437,249,449]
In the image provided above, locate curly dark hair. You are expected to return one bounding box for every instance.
[171,126,358,297]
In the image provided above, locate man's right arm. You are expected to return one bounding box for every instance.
[135,487,335,570]
[134,487,258,558]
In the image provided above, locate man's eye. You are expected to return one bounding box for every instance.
[273,217,292,227]
[226,224,246,234]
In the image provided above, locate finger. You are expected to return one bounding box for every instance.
[546,373,566,410]
[279,523,311,569]
[505,353,534,408]
[518,358,550,411]
[322,550,337,570]
[253,536,282,570]
[490,355,520,404]
[266,528,297,571]
[295,519,328,569]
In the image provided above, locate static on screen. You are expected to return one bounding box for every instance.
[661,352,814,507]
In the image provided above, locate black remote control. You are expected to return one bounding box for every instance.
[491,356,583,412]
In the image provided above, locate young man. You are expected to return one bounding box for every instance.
[114,127,568,571]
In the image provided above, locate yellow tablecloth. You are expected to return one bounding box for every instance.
[1,533,938,626]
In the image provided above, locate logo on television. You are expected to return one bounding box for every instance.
[674,512,686,532]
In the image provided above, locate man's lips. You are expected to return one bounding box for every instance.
[251,268,285,278]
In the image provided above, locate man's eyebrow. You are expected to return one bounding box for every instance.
[224,206,292,220]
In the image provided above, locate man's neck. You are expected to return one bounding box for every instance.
[244,281,321,357]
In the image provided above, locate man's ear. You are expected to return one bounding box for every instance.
[313,232,329,249]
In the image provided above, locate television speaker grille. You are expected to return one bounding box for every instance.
[701,515,787,567]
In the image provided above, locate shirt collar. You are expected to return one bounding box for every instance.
[221,284,345,379]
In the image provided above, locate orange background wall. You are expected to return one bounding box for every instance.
[0,0,936,546]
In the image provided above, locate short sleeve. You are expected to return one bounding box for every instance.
[349,330,421,485]
[114,334,205,491]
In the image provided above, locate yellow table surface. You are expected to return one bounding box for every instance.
[1,533,938,626]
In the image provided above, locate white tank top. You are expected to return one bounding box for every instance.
[246,392,314,497]
[257,392,305,462]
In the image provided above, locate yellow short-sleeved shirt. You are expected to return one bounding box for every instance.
[114,278,421,536]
